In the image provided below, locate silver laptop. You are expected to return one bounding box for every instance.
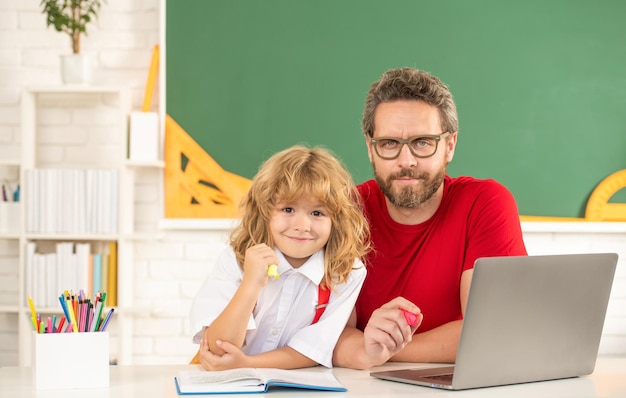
[370,253,618,390]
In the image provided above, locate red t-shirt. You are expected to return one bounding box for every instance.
[355,175,527,332]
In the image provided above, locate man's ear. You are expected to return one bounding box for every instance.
[365,135,373,163]
[446,131,458,163]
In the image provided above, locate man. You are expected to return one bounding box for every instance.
[333,67,527,369]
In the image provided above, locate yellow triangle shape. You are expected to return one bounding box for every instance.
[164,114,251,218]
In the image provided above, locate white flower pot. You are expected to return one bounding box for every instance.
[61,54,92,84]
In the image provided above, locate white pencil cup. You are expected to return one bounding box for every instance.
[32,331,110,389]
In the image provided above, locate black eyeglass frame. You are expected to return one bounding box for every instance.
[370,132,451,160]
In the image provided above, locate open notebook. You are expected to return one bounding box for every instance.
[371,253,618,390]
[175,367,346,394]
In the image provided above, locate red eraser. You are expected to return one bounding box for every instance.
[401,309,418,326]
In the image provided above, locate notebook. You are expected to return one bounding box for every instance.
[175,367,346,394]
[370,252,618,390]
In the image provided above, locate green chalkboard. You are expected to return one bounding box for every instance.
[166,0,626,218]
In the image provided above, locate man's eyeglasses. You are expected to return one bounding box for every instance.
[370,132,451,160]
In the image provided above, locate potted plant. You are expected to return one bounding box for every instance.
[40,0,106,84]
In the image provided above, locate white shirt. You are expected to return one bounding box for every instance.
[190,246,366,368]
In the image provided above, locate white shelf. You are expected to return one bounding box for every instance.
[25,85,127,94]
[521,222,626,233]
[161,219,626,234]
[123,232,168,241]
[158,218,241,231]
[125,159,165,168]
[23,234,121,241]
[0,86,147,367]
[28,307,64,314]
[0,305,20,313]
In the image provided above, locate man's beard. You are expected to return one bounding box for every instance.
[374,165,446,209]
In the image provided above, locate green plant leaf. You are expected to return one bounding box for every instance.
[40,0,105,54]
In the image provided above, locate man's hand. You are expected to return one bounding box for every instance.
[363,297,422,364]
[198,338,250,371]
[333,297,422,369]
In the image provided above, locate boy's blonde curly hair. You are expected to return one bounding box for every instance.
[230,145,370,288]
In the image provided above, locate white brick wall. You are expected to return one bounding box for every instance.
[524,229,626,357]
[0,0,624,366]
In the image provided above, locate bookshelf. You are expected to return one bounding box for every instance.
[0,160,20,367]
[0,86,156,366]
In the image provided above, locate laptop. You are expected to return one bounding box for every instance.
[370,253,618,390]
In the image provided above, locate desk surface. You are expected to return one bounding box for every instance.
[1,357,625,397]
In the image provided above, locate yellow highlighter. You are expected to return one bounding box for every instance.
[66,295,78,332]
[27,296,38,331]
[267,264,279,279]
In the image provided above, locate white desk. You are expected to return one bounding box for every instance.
[1,357,625,397]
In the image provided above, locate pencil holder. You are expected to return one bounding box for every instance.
[32,331,110,389]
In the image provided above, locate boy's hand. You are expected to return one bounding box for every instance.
[242,244,279,286]
[198,338,250,371]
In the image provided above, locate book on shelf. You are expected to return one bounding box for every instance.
[76,243,91,296]
[174,367,346,395]
[92,253,102,299]
[107,242,118,306]
[26,241,118,308]
[101,253,109,299]
[24,168,118,234]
